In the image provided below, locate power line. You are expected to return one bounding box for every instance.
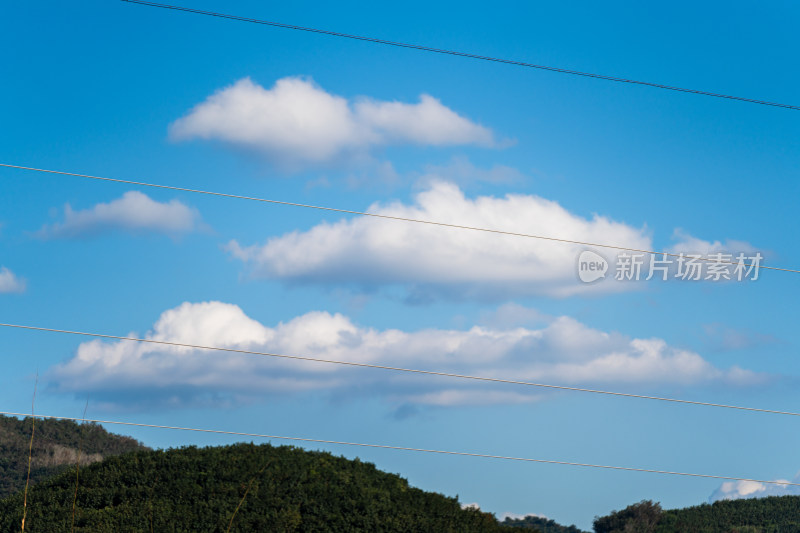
[120,0,800,112]
[3,321,799,418]
[1,409,797,487]
[1,163,793,274]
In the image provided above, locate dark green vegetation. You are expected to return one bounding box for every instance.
[593,498,800,533]
[2,414,800,532]
[503,514,587,532]
[0,441,510,532]
[0,414,146,499]
[593,500,663,533]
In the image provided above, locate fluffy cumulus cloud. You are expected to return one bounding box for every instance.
[710,471,800,502]
[226,181,652,299]
[37,191,203,239]
[0,266,26,293]
[47,301,762,410]
[169,77,498,168]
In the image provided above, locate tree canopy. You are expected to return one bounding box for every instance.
[0,441,511,532]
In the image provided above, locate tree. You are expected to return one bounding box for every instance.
[594,500,662,533]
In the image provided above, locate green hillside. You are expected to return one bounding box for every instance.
[5,414,799,533]
[0,415,147,499]
[657,496,800,533]
[0,442,511,532]
[593,497,800,533]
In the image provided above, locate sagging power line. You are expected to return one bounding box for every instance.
[2,321,799,418]
[1,163,793,274]
[120,0,800,111]
[1,409,797,487]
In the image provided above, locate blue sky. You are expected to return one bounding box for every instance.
[2,0,799,528]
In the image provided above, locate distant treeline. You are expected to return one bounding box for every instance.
[593,498,800,533]
[503,514,587,532]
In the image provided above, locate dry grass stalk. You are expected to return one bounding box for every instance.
[226,459,272,533]
[21,371,38,532]
[71,397,89,532]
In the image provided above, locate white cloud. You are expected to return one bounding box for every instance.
[37,191,203,239]
[668,229,758,256]
[354,95,495,146]
[169,77,498,169]
[0,266,26,293]
[710,472,800,502]
[226,181,652,299]
[48,301,762,409]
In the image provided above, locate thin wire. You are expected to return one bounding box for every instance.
[1,163,792,274]
[1,410,797,487]
[120,0,800,111]
[2,322,799,419]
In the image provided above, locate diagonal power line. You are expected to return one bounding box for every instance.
[2,321,800,418]
[1,163,795,274]
[120,0,800,111]
[1,409,798,487]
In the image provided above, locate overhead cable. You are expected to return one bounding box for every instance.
[1,163,792,273]
[2,409,797,487]
[120,0,800,111]
[2,321,799,418]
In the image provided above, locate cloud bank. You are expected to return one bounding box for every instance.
[227,181,651,299]
[37,191,203,239]
[0,266,26,293]
[48,301,762,410]
[170,77,499,168]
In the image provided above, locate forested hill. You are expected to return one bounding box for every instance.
[659,496,800,532]
[7,416,798,533]
[0,442,514,532]
[0,414,147,499]
[593,497,800,533]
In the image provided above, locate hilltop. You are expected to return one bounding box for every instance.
[0,441,510,532]
[0,414,147,499]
